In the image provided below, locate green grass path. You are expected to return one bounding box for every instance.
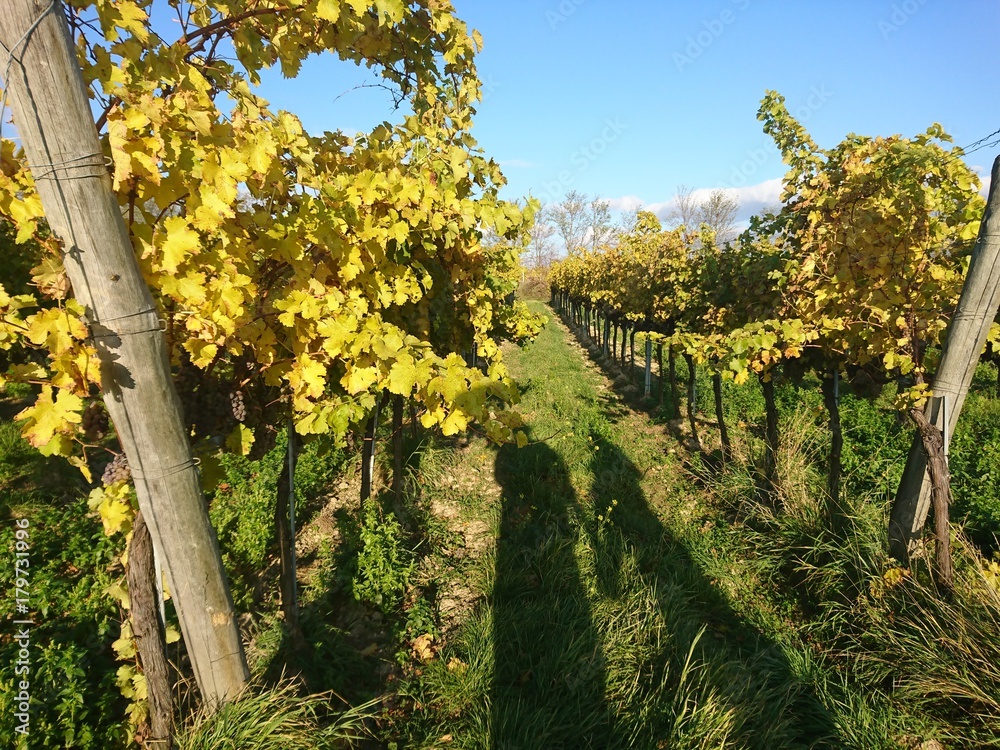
[399,304,875,750]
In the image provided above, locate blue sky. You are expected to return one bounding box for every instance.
[252,0,1000,225]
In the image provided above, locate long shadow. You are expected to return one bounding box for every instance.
[494,309,851,748]
[491,435,612,749]
[583,432,847,748]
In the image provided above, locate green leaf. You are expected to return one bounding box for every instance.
[387,353,418,395]
[226,424,255,456]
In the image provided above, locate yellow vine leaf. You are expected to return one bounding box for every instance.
[159,216,201,273]
[225,424,255,456]
[15,386,83,453]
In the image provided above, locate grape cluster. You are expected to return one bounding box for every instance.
[101,453,131,486]
[81,400,109,441]
[174,356,239,440]
[230,391,246,422]
[172,352,278,454]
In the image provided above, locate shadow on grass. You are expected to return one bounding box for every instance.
[489,316,852,748]
[491,437,612,748]
[586,433,846,748]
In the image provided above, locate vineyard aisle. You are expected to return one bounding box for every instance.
[405,301,904,749]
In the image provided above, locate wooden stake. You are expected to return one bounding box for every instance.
[0,0,249,704]
[890,155,1000,561]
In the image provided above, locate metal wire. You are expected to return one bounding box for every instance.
[131,456,201,483]
[0,0,58,143]
[88,307,167,340]
[26,151,113,181]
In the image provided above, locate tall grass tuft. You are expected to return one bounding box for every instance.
[705,404,1000,746]
[847,540,1000,746]
[176,679,378,749]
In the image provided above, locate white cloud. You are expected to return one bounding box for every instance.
[606,195,644,212]
[972,164,991,197]
[607,178,784,225]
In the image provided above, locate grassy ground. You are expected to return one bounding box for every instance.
[377,306,875,748]
[5,300,1000,747]
[369,301,1000,749]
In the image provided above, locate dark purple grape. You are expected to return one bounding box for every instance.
[101,453,131,486]
[81,400,109,441]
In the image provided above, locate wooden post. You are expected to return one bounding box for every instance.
[822,369,844,532]
[644,337,652,398]
[890,155,1000,560]
[275,421,302,646]
[761,372,780,497]
[668,346,679,418]
[684,353,700,450]
[392,395,404,516]
[656,343,664,404]
[712,372,730,461]
[0,0,248,704]
[629,329,636,375]
[361,395,382,502]
[126,512,172,747]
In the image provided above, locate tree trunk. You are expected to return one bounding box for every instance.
[620,323,628,365]
[712,372,731,461]
[275,422,303,647]
[127,512,173,748]
[409,400,418,441]
[644,338,653,399]
[656,344,664,405]
[667,346,679,419]
[890,155,1000,561]
[361,396,382,502]
[684,353,701,451]
[909,407,954,588]
[761,373,780,496]
[612,325,618,362]
[392,395,404,516]
[604,317,611,356]
[821,370,844,532]
[629,329,636,375]
[0,1,248,704]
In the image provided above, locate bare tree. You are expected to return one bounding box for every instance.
[551,189,589,256]
[698,188,739,245]
[527,204,558,269]
[614,206,641,242]
[666,185,740,246]
[587,197,615,251]
[667,184,700,229]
